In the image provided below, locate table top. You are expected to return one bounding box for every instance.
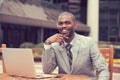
[0,73,91,80]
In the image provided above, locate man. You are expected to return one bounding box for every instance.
[42,12,109,80]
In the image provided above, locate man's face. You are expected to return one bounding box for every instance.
[57,16,77,39]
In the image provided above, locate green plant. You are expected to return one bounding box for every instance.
[19,42,35,48]
[19,42,44,61]
[34,42,44,48]
[33,43,44,58]
[98,43,109,48]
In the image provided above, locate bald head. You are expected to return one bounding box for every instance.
[58,12,76,22]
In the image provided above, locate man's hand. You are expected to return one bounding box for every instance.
[45,34,64,45]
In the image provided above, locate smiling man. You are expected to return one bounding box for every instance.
[42,12,109,80]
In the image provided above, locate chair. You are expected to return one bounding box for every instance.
[99,45,114,80]
[0,44,7,73]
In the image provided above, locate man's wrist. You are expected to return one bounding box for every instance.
[45,41,51,45]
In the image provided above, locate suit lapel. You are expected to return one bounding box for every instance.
[57,45,71,71]
[71,34,81,72]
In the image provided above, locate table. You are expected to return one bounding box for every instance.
[0,73,91,80]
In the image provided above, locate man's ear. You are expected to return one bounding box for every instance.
[74,22,78,29]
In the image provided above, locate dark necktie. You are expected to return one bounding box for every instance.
[66,44,73,66]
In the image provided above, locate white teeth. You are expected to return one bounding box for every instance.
[61,30,69,39]
[62,30,68,33]
[63,29,67,31]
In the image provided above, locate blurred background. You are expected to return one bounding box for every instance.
[0,0,120,60]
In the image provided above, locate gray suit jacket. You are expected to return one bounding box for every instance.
[42,33,109,80]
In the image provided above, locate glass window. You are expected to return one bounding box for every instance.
[99,0,120,42]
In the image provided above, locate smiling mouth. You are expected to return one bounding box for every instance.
[61,29,68,34]
[61,30,69,39]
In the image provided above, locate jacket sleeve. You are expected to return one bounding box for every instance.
[42,43,57,74]
[89,38,110,80]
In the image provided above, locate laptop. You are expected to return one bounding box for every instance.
[2,48,57,78]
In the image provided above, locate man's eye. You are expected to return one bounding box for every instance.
[64,21,71,25]
[58,22,63,25]
[58,21,71,25]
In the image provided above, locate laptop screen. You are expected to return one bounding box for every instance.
[2,48,37,78]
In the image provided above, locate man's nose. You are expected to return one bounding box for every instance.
[61,23,67,28]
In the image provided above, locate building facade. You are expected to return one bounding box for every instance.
[47,0,120,43]
[0,0,89,47]
[0,0,120,48]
